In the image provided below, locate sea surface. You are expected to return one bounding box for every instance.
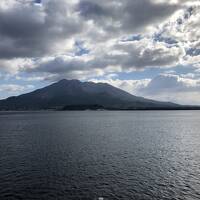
[0,111,200,200]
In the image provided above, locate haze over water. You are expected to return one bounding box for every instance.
[0,111,200,200]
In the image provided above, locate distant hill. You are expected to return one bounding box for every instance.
[0,79,196,110]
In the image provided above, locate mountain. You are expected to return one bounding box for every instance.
[0,79,191,111]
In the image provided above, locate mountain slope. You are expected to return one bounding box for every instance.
[0,79,180,110]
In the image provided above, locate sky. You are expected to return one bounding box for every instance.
[0,0,200,105]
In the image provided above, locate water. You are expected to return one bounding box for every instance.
[0,111,200,200]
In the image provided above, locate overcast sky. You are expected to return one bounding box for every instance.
[0,0,200,104]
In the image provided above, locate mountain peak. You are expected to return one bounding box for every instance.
[56,79,69,83]
[56,79,81,84]
[57,79,68,83]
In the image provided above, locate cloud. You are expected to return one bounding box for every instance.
[0,0,82,59]
[140,74,199,94]
[112,39,183,69]
[0,83,34,99]
[138,74,200,104]
[77,0,180,34]
[90,74,200,105]
[19,37,183,82]
[154,3,200,66]
[0,0,200,104]
[89,78,150,95]
[0,0,197,72]
[0,0,182,60]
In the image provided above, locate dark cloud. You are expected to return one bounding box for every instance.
[0,0,83,59]
[121,0,179,32]
[35,0,41,4]
[77,0,179,33]
[78,1,109,18]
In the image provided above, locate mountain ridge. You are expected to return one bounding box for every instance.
[0,79,197,111]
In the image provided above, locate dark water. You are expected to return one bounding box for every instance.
[0,111,200,200]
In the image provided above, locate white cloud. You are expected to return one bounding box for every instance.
[89,74,200,105]
[88,78,151,95]
[138,74,200,104]
[0,84,34,99]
